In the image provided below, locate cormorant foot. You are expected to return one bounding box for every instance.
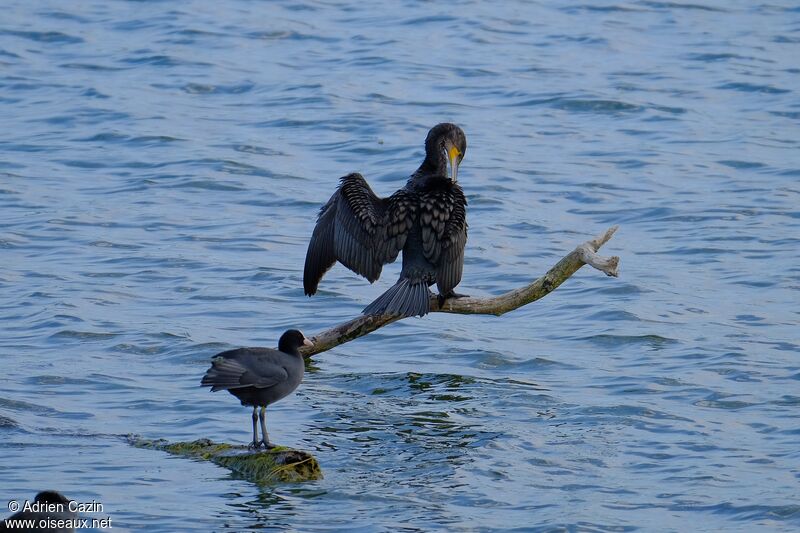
[261,440,276,450]
[248,440,262,450]
[438,291,469,307]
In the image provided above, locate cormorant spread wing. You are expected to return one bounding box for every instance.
[303,173,416,295]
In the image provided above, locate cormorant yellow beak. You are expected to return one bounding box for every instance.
[448,145,461,182]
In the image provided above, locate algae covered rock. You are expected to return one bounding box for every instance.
[127,436,322,483]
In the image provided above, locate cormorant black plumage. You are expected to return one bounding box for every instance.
[304,123,468,317]
[200,329,313,449]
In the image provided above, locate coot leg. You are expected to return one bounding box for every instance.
[249,406,260,449]
[259,406,275,449]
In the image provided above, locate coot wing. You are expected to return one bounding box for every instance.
[201,349,288,392]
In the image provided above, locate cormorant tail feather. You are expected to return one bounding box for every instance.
[362,278,430,317]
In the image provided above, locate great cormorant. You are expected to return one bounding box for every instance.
[201,329,313,449]
[303,123,468,317]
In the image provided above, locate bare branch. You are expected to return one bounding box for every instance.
[300,225,620,358]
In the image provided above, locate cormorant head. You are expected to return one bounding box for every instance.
[279,329,314,354]
[424,123,467,182]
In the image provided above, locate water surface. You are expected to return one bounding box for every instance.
[2,1,799,531]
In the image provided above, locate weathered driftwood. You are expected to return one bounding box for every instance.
[300,225,620,358]
[127,436,322,483]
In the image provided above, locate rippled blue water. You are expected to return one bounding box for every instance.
[2,0,799,531]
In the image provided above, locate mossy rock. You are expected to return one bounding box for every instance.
[127,435,322,483]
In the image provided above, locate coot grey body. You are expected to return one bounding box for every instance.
[304,123,468,317]
[201,329,312,449]
[0,491,76,532]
